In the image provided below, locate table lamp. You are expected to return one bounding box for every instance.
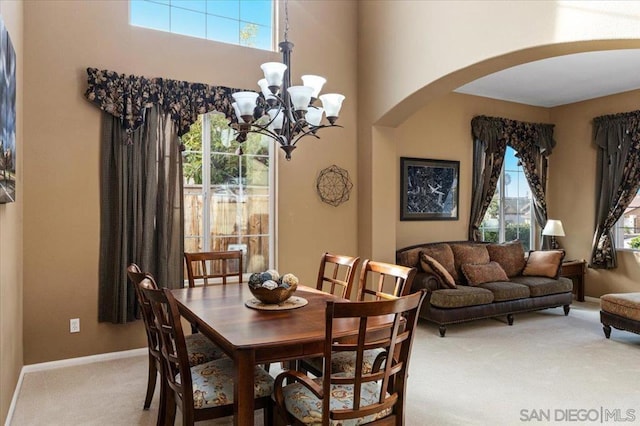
[542,219,565,249]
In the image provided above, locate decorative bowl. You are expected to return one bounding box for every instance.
[248,283,297,304]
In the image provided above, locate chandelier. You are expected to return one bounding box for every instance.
[230,1,345,161]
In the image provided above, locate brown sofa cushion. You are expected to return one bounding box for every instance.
[429,286,494,308]
[522,250,565,278]
[420,253,457,289]
[509,275,573,297]
[461,261,509,286]
[451,244,490,284]
[420,244,457,281]
[478,281,530,301]
[486,240,526,277]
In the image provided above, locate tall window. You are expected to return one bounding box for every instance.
[182,112,274,279]
[130,0,274,51]
[479,146,533,250]
[614,190,640,250]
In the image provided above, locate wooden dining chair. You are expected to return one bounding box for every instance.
[315,252,361,299]
[274,290,427,426]
[301,259,418,377]
[184,250,243,287]
[296,253,360,374]
[126,264,227,420]
[357,259,417,302]
[142,284,274,426]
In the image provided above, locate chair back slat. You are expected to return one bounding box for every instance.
[184,250,243,287]
[316,252,361,299]
[321,290,427,424]
[356,259,417,301]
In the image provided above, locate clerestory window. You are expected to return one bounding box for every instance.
[130,0,275,51]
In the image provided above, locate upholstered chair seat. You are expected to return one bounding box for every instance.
[177,357,273,409]
[280,372,391,426]
[185,333,228,366]
[300,349,384,376]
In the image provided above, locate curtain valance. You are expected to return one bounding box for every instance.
[593,110,640,152]
[84,67,243,137]
[471,115,556,155]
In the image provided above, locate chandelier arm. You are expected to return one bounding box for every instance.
[241,125,282,142]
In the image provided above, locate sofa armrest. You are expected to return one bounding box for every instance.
[411,272,441,293]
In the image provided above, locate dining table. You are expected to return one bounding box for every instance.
[171,283,392,426]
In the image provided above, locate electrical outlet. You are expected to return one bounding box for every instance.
[70,318,80,333]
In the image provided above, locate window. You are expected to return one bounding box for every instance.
[479,146,533,250]
[182,112,274,280]
[613,189,640,249]
[130,0,274,51]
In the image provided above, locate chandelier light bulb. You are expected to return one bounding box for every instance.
[287,86,314,112]
[319,93,345,122]
[231,91,260,122]
[267,108,284,132]
[260,62,287,92]
[301,75,327,99]
[231,102,246,124]
[305,107,324,127]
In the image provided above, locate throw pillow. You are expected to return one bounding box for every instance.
[522,250,565,278]
[461,262,509,286]
[420,252,457,289]
[451,244,490,284]
[486,240,526,277]
[420,244,457,282]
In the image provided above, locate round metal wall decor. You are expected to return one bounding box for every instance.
[316,165,353,207]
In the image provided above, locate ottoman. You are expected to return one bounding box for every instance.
[600,293,640,338]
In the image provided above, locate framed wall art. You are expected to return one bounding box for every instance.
[400,157,459,221]
[0,15,16,204]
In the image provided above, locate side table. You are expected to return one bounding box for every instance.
[560,259,586,302]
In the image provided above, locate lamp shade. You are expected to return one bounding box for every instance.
[542,220,565,237]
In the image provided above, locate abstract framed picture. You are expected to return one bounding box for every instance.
[400,157,459,221]
[0,15,16,204]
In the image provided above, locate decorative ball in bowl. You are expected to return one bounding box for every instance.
[248,269,299,304]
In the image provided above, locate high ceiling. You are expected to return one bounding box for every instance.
[454,49,640,107]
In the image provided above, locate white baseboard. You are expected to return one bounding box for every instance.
[4,348,147,426]
[584,296,600,304]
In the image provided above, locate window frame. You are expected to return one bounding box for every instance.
[613,190,640,251]
[479,147,534,250]
[129,0,277,52]
[183,112,276,284]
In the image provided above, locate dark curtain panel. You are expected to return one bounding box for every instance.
[98,106,184,323]
[87,68,252,324]
[590,110,640,269]
[469,116,555,247]
[469,117,507,241]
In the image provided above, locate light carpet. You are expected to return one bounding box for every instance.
[10,301,640,425]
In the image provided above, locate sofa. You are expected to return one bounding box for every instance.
[396,240,573,336]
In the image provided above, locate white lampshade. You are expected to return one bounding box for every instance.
[301,75,326,99]
[260,62,287,90]
[231,92,259,118]
[257,79,276,102]
[319,93,345,118]
[267,108,284,131]
[287,86,313,111]
[542,220,565,237]
[231,102,246,124]
[305,107,324,127]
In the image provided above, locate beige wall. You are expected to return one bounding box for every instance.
[550,89,640,297]
[358,0,640,267]
[22,0,357,364]
[395,93,550,249]
[0,0,23,421]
